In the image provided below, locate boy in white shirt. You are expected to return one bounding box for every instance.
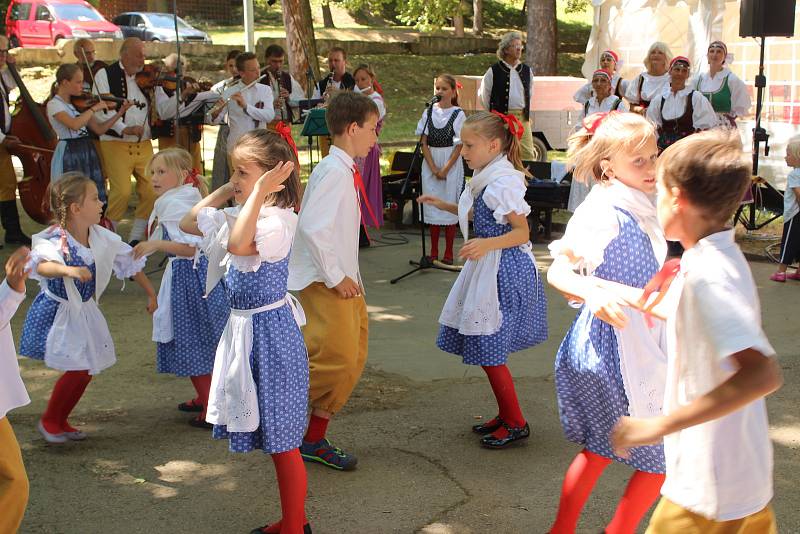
[289,91,379,471]
[0,247,31,533]
[610,130,782,533]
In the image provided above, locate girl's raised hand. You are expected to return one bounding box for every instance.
[459,238,491,261]
[68,266,93,282]
[417,194,442,208]
[255,161,294,196]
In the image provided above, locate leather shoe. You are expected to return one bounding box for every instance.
[250,523,312,534]
[471,416,503,435]
[480,422,530,449]
[188,417,212,430]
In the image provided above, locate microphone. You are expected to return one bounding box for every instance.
[425,94,442,107]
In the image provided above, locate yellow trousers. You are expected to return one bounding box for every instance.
[647,498,777,534]
[0,145,18,202]
[508,109,536,161]
[297,282,369,414]
[0,417,29,533]
[98,140,155,221]
[157,127,203,171]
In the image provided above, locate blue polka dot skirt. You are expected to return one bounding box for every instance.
[437,191,548,366]
[554,208,665,473]
[156,229,230,377]
[211,255,309,454]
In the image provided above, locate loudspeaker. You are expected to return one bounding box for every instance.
[740,0,797,38]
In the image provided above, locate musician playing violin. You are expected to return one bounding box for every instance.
[93,37,156,244]
[0,36,30,246]
[47,64,133,211]
[153,53,203,170]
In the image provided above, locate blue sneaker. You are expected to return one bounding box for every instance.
[299,438,358,471]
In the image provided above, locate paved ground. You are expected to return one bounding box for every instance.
[6,227,800,534]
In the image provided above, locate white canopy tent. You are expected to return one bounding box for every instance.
[582,0,800,186]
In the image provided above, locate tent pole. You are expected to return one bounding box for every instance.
[243,0,255,52]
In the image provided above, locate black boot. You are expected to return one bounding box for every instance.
[0,200,31,246]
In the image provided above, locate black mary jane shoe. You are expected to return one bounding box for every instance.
[471,416,503,435]
[480,422,530,449]
[249,523,312,534]
[178,400,203,413]
[188,417,213,430]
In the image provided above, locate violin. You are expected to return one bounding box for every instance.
[70,92,144,112]
[136,65,212,94]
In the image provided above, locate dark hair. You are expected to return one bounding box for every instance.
[658,129,751,223]
[326,91,379,137]
[462,111,531,177]
[437,74,460,106]
[235,52,258,72]
[265,44,285,59]
[328,46,347,60]
[226,49,241,62]
[231,130,302,210]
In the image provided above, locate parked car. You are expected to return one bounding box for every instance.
[5,0,122,48]
[112,12,211,43]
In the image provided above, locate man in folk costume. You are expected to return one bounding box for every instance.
[314,46,355,156]
[479,31,536,161]
[0,36,30,246]
[153,53,203,170]
[260,44,305,131]
[93,37,156,244]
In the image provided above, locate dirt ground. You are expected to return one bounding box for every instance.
[3,213,799,534]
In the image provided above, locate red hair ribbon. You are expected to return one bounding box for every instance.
[456,81,463,89]
[582,111,618,135]
[373,80,384,95]
[184,168,201,188]
[274,121,298,160]
[490,110,524,140]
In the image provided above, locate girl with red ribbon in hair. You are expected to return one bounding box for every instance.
[132,147,230,429]
[419,110,547,449]
[546,111,668,533]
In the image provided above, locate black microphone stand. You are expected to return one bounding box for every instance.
[172,0,182,148]
[391,96,459,284]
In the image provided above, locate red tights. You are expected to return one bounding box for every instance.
[189,374,212,418]
[41,370,93,434]
[482,364,525,439]
[429,225,457,262]
[261,449,308,534]
[549,449,665,534]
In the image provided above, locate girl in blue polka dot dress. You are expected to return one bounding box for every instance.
[131,148,229,429]
[19,173,157,444]
[180,130,311,534]
[419,111,548,450]
[546,112,668,534]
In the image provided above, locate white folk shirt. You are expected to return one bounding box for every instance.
[0,280,29,419]
[288,146,361,290]
[694,67,752,118]
[93,67,152,142]
[661,229,775,521]
[578,95,629,122]
[0,68,17,144]
[646,87,717,130]
[215,80,274,148]
[625,71,671,105]
[573,74,629,104]
[479,60,531,111]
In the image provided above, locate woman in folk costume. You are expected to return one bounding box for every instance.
[569,70,629,213]
[573,50,628,105]
[353,64,386,233]
[132,148,229,428]
[625,42,673,114]
[19,173,156,444]
[419,111,547,449]
[416,74,465,264]
[647,56,717,152]
[547,112,668,533]
[695,40,752,129]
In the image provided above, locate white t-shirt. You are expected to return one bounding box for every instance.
[783,168,800,221]
[661,229,774,521]
[47,96,88,139]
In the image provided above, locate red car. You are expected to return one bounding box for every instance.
[5,0,122,47]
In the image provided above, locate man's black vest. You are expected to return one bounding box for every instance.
[317,72,355,95]
[488,61,532,121]
[102,61,153,138]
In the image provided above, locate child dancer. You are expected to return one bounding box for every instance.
[288,92,378,471]
[770,135,800,282]
[546,112,668,533]
[132,148,229,428]
[416,74,465,264]
[180,130,310,534]
[611,130,781,533]
[418,111,547,448]
[47,63,133,208]
[353,64,386,233]
[0,247,31,533]
[19,173,157,443]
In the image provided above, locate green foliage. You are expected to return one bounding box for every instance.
[478,0,525,29]
[397,0,460,30]
[564,0,590,14]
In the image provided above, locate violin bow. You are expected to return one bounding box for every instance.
[81,48,101,98]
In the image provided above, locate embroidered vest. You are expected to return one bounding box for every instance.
[488,61,531,120]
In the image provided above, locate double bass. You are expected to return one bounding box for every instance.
[6,62,57,224]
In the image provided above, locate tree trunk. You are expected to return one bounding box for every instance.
[282,0,320,94]
[453,0,466,37]
[472,0,483,36]
[321,2,335,28]
[526,0,557,75]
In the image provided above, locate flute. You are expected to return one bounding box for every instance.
[209,74,268,117]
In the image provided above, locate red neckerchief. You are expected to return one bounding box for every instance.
[352,164,380,243]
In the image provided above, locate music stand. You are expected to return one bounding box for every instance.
[300,108,329,173]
